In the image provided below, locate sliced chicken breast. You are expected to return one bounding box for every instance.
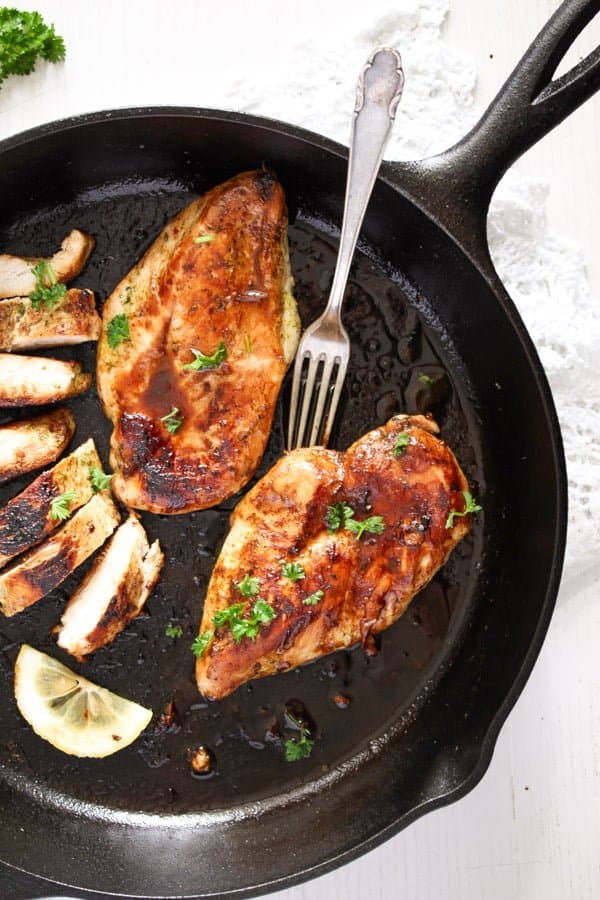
[195,415,475,700]
[57,514,164,660]
[0,438,101,569]
[97,170,300,515]
[0,492,121,617]
[0,230,95,299]
[0,354,91,406]
[0,408,75,484]
[0,289,101,351]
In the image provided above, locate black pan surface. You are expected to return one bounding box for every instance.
[0,1,598,896]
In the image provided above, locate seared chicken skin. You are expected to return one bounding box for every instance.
[0,439,101,569]
[0,409,74,484]
[57,514,164,660]
[97,170,300,515]
[0,229,95,299]
[0,354,91,406]
[0,492,120,617]
[0,289,101,351]
[195,415,474,700]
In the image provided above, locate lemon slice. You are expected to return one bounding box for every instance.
[14,645,152,757]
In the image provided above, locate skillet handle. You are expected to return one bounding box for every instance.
[383,0,600,265]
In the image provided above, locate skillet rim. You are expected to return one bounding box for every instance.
[0,105,568,897]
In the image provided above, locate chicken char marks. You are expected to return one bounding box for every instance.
[97,170,300,514]
[195,415,474,700]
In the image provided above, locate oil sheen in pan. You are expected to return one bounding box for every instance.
[0,185,480,815]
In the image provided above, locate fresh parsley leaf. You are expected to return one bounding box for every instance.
[392,432,410,457]
[303,590,324,606]
[0,8,65,88]
[160,407,184,434]
[191,630,214,657]
[231,619,258,643]
[281,561,305,583]
[236,573,260,597]
[88,466,112,493]
[107,313,130,349]
[345,516,385,540]
[29,261,66,310]
[445,491,482,529]
[285,733,314,761]
[50,489,78,521]
[193,233,216,244]
[325,502,355,533]
[212,602,245,629]
[165,623,183,638]
[251,599,275,624]
[183,341,227,371]
[417,372,435,386]
[244,334,252,353]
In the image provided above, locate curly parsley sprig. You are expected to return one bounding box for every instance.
[29,261,66,310]
[0,8,65,88]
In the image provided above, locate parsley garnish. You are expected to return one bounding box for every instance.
[417,372,435,386]
[284,714,314,762]
[183,341,227,371]
[212,598,275,644]
[88,466,112,493]
[445,491,482,529]
[393,432,410,457]
[236,573,260,597]
[325,502,354,533]
[346,516,385,540]
[160,407,184,434]
[50,489,77,521]
[191,630,214,657]
[0,8,65,88]
[303,590,323,606]
[193,233,216,244]
[165,623,183,638]
[29,261,66,310]
[107,313,130,349]
[281,561,305,583]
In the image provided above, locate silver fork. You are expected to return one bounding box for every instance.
[287,47,404,449]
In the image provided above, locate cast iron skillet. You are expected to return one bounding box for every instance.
[0,1,598,897]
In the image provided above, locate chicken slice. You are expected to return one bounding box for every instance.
[0,354,91,406]
[195,415,474,700]
[97,169,300,514]
[0,438,101,569]
[0,408,74,484]
[57,515,164,660]
[0,289,101,351]
[0,230,95,299]
[0,492,120,617]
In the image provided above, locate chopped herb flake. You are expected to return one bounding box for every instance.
[236,573,260,597]
[183,341,227,371]
[325,502,355,533]
[345,515,385,540]
[29,261,66,310]
[281,561,305,582]
[165,623,183,638]
[160,407,184,434]
[284,715,314,762]
[50,489,78,521]
[191,630,214,657]
[303,590,324,606]
[193,233,216,244]
[445,491,482,529]
[88,466,112,493]
[417,372,435,386]
[393,432,410,457]
[107,313,130,349]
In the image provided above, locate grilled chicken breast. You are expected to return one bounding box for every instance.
[195,415,474,700]
[0,409,74,484]
[97,170,300,515]
[57,514,164,660]
[0,289,101,351]
[0,492,120,617]
[0,354,91,406]
[0,438,101,569]
[0,229,95,299]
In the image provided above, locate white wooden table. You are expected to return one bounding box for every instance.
[0,2,598,898]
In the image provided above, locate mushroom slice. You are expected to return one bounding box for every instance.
[0,408,75,484]
[0,230,95,299]
[0,438,101,570]
[0,353,91,406]
[0,289,101,351]
[57,515,164,660]
[0,492,121,617]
